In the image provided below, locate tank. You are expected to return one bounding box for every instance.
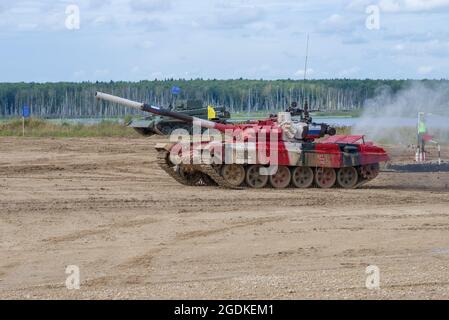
[96,92,390,189]
[127,99,231,136]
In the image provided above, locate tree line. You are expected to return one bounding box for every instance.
[0,79,445,118]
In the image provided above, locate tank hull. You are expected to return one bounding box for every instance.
[156,135,389,189]
[128,118,198,136]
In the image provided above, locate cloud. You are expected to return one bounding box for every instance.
[132,17,167,31]
[1,0,449,81]
[318,14,351,33]
[379,0,449,12]
[347,0,449,12]
[94,68,110,78]
[17,23,39,31]
[389,39,449,57]
[136,39,155,49]
[0,1,70,32]
[347,0,373,10]
[316,13,369,45]
[203,5,266,29]
[88,0,111,9]
[129,0,171,12]
[294,68,315,78]
[417,65,434,74]
[383,31,438,42]
[338,66,361,77]
[0,0,54,14]
[73,70,86,79]
[341,33,369,44]
[420,39,449,57]
[317,13,366,36]
[393,43,405,51]
[90,15,116,28]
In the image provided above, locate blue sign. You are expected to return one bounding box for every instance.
[171,86,181,95]
[22,105,30,118]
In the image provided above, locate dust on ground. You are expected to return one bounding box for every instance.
[1,137,449,299]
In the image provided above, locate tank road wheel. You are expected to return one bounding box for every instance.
[246,165,269,189]
[176,166,203,185]
[291,167,314,188]
[269,166,291,189]
[337,167,359,189]
[360,163,380,180]
[221,164,246,187]
[315,168,337,189]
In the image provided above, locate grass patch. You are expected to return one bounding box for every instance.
[0,118,140,138]
[231,111,271,120]
[335,126,352,135]
[313,110,362,118]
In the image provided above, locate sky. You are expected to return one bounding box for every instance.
[0,0,449,82]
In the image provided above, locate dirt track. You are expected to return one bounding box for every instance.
[1,137,449,299]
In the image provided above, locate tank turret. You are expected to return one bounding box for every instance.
[123,96,230,136]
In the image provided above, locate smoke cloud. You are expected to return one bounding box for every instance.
[353,81,449,145]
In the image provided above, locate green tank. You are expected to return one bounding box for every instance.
[127,99,231,136]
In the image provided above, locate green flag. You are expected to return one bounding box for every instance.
[418,121,427,134]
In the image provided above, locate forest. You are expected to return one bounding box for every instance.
[0,79,446,118]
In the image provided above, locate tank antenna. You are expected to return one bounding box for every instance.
[303,34,310,81]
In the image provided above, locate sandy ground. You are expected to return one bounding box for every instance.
[1,136,449,300]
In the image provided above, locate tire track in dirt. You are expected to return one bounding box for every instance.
[41,217,159,244]
[0,159,155,175]
[175,216,282,241]
[81,217,283,288]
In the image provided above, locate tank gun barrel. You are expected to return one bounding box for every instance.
[95,92,145,110]
[95,92,234,132]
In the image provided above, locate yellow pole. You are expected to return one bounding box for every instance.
[22,116,25,137]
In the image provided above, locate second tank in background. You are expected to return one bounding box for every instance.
[127,99,231,136]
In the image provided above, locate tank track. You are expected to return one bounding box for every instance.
[156,149,199,186]
[157,148,377,189]
[157,149,218,187]
[353,178,369,189]
[354,164,380,189]
[195,164,243,190]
